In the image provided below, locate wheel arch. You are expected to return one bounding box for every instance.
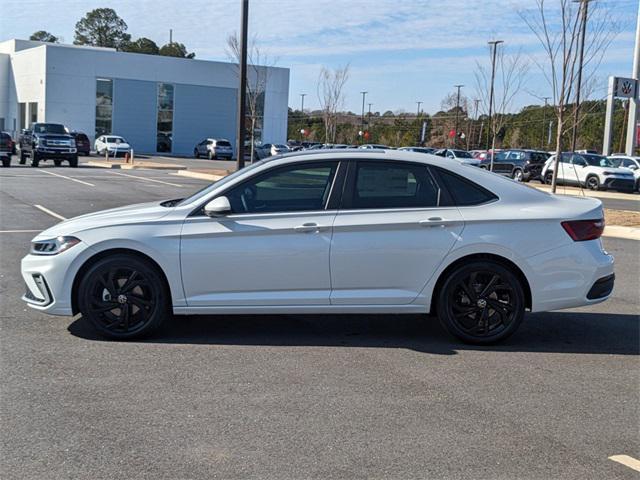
[71,248,173,315]
[429,253,532,314]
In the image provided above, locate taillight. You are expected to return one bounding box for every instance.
[561,219,605,241]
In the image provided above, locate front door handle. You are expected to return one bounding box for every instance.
[294,222,328,233]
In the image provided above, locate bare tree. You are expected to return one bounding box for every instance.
[226,33,277,161]
[317,65,350,144]
[520,0,618,192]
[474,47,528,153]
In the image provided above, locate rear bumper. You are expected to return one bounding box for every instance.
[587,274,615,300]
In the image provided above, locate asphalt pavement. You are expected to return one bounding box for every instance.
[1,163,639,479]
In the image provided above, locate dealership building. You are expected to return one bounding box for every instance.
[0,39,289,155]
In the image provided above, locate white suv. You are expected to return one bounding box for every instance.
[610,155,640,192]
[194,138,234,160]
[541,152,635,192]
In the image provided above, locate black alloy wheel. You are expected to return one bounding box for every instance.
[78,254,168,339]
[437,261,525,344]
[586,176,600,191]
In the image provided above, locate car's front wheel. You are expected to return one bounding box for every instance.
[436,261,525,344]
[78,254,169,340]
[512,168,524,182]
[586,175,600,191]
[544,171,554,185]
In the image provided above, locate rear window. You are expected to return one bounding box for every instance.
[436,168,498,206]
[216,141,231,147]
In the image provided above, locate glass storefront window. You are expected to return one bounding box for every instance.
[156,83,174,152]
[95,79,113,138]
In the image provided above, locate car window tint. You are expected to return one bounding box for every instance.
[436,168,497,206]
[226,162,338,214]
[351,162,441,209]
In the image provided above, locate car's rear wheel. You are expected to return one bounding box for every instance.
[208,150,215,160]
[1,157,10,168]
[544,171,554,185]
[78,254,169,340]
[194,148,200,159]
[19,151,27,164]
[68,155,78,168]
[586,175,600,190]
[31,153,40,168]
[436,261,525,344]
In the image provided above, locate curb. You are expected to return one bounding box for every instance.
[602,225,640,241]
[85,161,186,170]
[171,170,226,181]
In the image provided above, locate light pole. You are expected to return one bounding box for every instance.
[570,0,591,152]
[299,93,306,142]
[487,40,503,171]
[236,0,249,170]
[367,103,373,141]
[360,91,367,144]
[541,96,551,149]
[453,85,464,148]
[468,98,479,150]
[416,101,423,145]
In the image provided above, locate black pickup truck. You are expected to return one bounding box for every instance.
[19,123,78,167]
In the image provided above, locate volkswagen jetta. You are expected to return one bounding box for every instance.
[21,150,614,344]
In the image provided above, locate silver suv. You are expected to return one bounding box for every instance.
[194,138,233,160]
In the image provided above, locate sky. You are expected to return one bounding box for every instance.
[0,0,637,115]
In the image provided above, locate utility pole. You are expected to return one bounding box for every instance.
[416,101,423,145]
[468,98,479,150]
[487,40,503,171]
[541,96,551,149]
[299,93,306,142]
[360,91,367,144]
[235,0,249,169]
[453,85,464,149]
[626,0,640,155]
[570,0,591,152]
[169,29,173,44]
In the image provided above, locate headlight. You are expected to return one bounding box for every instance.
[36,137,45,147]
[602,171,615,175]
[69,139,76,147]
[31,236,81,255]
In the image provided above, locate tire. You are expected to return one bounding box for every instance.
[586,175,600,191]
[544,171,554,185]
[436,260,525,345]
[208,150,215,160]
[194,149,200,159]
[77,254,169,340]
[1,157,10,168]
[53,159,62,167]
[31,153,40,168]
[512,169,524,182]
[68,155,78,168]
[19,151,27,164]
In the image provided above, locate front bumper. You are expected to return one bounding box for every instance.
[524,164,543,180]
[21,241,93,316]
[602,177,635,191]
[35,147,77,157]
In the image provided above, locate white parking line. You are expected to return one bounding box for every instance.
[41,169,95,187]
[609,455,640,472]
[0,229,40,233]
[34,204,67,221]
[105,170,183,187]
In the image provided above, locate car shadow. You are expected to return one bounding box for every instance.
[68,311,639,356]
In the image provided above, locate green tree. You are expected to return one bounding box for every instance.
[122,37,160,55]
[74,8,131,49]
[159,42,195,59]
[29,31,59,43]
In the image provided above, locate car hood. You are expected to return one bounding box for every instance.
[33,201,171,240]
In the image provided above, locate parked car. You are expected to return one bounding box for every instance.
[609,155,640,191]
[0,131,13,167]
[193,138,233,160]
[22,150,614,345]
[19,123,78,167]
[433,149,481,166]
[262,143,290,156]
[541,152,635,192]
[2,131,16,155]
[489,149,550,182]
[94,135,132,157]
[359,144,389,149]
[399,146,436,154]
[69,132,91,156]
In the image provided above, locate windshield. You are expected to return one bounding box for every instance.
[106,137,125,143]
[34,124,66,134]
[583,154,613,167]
[453,150,473,158]
[177,159,270,206]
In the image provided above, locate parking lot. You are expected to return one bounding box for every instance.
[1,162,639,479]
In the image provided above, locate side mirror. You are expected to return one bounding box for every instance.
[629,164,638,170]
[204,196,231,217]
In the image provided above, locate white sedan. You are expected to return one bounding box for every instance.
[21,150,614,344]
[94,135,132,156]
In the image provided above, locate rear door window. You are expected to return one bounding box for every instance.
[434,168,498,206]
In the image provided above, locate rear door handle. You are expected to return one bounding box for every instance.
[419,217,459,228]
[294,222,328,233]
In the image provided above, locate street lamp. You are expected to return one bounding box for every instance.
[360,91,367,144]
[487,39,503,171]
[453,85,464,148]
